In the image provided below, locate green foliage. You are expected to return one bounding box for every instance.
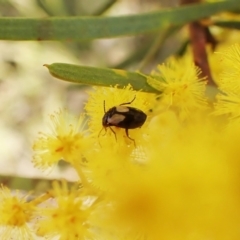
[45,63,159,93]
[0,0,239,41]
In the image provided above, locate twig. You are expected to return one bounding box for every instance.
[180,0,216,86]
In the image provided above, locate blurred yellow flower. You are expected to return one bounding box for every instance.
[0,185,49,240]
[98,168,163,239]
[36,181,93,240]
[90,115,240,240]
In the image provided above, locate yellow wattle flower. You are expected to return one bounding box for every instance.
[214,44,240,129]
[147,56,207,120]
[36,181,94,240]
[32,109,90,171]
[217,44,240,94]
[0,185,49,240]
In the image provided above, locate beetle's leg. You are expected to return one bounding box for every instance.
[98,127,117,144]
[125,129,136,147]
[98,127,105,147]
[109,126,117,141]
[120,95,136,106]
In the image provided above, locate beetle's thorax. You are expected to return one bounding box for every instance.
[102,107,116,127]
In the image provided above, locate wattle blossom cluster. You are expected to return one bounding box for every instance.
[1,45,240,239]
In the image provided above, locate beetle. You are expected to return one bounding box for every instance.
[100,96,147,145]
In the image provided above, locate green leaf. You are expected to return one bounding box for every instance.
[0,0,239,40]
[213,20,240,30]
[44,63,159,93]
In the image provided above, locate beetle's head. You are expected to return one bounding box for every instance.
[102,113,109,127]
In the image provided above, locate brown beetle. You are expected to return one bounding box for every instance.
[100,96,147,145]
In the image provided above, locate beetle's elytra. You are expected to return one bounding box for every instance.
[100,96,147,145]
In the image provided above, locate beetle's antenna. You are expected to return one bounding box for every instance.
[109,126,117,141]
[98,127,106,138]
[120,95,136,106]
[103,100,106,113]
[125,128,136,147]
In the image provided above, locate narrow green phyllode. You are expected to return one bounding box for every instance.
[44,63,159,93]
